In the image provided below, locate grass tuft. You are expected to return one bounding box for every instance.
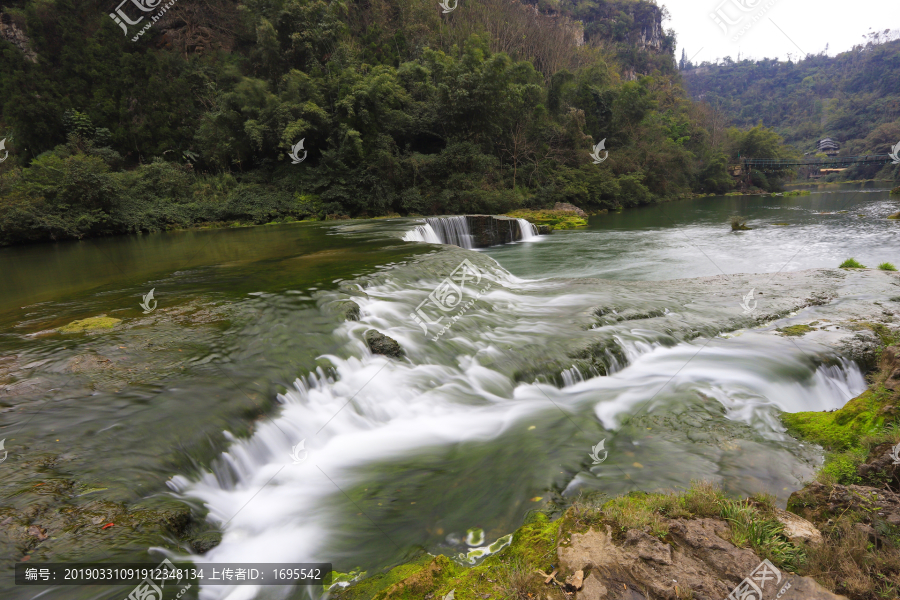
[840,258,866,268]
[878,262,897,271]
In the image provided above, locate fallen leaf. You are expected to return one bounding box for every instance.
[101,523,114,529]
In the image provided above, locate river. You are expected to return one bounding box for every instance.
[1,183,898,600]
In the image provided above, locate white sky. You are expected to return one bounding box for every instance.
[661,0,900,64]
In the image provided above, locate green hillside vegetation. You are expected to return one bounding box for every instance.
[0,0,791,245]
[681,32,900,182]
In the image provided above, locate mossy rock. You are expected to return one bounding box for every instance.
[330,555,461,600]
[331,512,559,600]
[781,387,893,452]
[776,324,813,337]
[58,316,122,333]
[334,300,361,321]
[190,530,222,554]
[504,209,588,230]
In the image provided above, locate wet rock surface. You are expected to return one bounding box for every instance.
[465,215,525,247]
[365,329,404,358]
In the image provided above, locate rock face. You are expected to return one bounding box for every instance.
[857,442,900,489]
[558,520,846,600]
[537,224,552,235]
[0,13,38,63]
[364,329,404,358]
[464,215,526,247]
[773,507,824,546]
[789,481,900,530]
[553,202,588,217]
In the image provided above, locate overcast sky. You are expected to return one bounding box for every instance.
[661,0,900,64]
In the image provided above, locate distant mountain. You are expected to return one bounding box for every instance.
[680,34,900,180]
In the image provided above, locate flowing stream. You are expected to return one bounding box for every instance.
[1,183,898,600]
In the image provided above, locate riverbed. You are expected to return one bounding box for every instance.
[1,184,898,600]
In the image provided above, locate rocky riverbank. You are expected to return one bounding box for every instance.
[329,346,900,600]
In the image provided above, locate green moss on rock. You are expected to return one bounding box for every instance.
[781,387,892,451]
[504,209,587,230]
[776,324,813,337]
[330,513,559,600]
[58,316,122,333]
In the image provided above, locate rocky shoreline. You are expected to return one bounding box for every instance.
[329,346,900,600]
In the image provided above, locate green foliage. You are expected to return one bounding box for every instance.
[719,498,805,571]
[840,258,866,268]
[683,38,900,183]
[878,262,897,271]
[0,0,782,245]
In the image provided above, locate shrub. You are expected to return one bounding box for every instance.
[878,262,897,271]
[729,215,751,230]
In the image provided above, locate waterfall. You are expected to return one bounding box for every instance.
[516,219,538,241]
[402,223,442,244]
[403,217,474,249]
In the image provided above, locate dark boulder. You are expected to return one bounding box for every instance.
[365,330,404,358]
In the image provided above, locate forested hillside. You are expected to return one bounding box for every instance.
[681,32,900,181]
[0,0,783,245]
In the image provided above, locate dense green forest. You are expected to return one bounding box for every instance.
[0,0,795,245]
[681,32,900,182]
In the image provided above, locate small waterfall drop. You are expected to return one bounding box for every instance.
[402,222,442,244]
[403,217,474,248]
[516,219,538,241]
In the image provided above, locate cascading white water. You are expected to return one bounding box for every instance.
[401,222,442,244]
[171,267,869,600]
[402,216,474,248]
[426,216,474,248]
[516,218,538,241]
